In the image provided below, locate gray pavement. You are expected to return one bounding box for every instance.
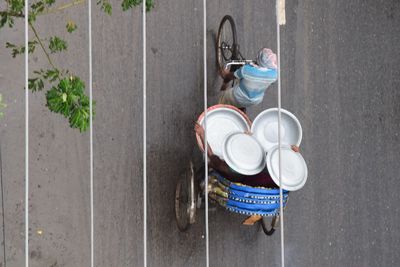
[1,0,400,266]
[0,19,25,267]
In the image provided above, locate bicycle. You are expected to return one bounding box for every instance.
[174,16,287,236]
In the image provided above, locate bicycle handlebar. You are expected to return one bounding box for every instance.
[225,60,254,69]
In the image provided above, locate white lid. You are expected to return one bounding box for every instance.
[199,108,251,158]
[251,108,302,152]
[266,145,308,191]
[222,132,265,175]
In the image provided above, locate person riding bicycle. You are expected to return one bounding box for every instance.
[219,48,278,109]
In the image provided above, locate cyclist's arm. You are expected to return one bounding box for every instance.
[220,68,235,83]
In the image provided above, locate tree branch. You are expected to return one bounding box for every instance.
[1,0,85,19]
[42,0,85,15]
[0,11,24,18]
[29,22,58,70]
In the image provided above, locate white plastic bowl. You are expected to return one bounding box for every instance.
[196,105,251,158]
[266,144,308,191]
[222,132,265,175]
[251,108,302,152]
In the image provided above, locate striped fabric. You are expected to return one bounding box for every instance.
[233,64,277,107]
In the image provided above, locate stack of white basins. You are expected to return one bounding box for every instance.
[196,104,307,191]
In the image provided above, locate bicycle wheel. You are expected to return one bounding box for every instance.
[175,162,197,231]
[216,15,239,73]
[175,176,190,231]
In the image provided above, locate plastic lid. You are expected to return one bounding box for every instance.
[266,145,308,191]
[251,108,302,152]
[222,133,265,175]
[198,107,251,158]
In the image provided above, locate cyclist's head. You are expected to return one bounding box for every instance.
[256,48,277,69]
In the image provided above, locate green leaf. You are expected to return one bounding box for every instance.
[46,86,68,116]
[5,42,17,48]
[104,2,112,15]
[120,0,154,12]
[45,0,56,7]
[48,36,67,53]
[0,15,7,29]
[145,0,154,11]
[121,0,141,11]
[45,76,94,132]
[28,40,38,53]
[10,0,25,13]
[69,105,91,132]
[43,69,60,82]
[6,41,38,58]
[28,78,45,92]
[66,20,77,33]
[97,0,112,15]
[28,12,37,24]
[0,0,25,28]
[0,13,15,29]
[0,94,6,118]
[30,2,45,14]
[33,69,45,75]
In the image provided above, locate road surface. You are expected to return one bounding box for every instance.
[1,0,400,266]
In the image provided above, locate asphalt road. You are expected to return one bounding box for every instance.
[1,0,400,266]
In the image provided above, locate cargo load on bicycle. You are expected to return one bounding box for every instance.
[175,15,308,236]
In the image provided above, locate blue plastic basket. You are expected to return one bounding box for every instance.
[210,171,289,217]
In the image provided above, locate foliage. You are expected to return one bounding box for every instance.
[28,77,45,92]
[46,76,94,132]
[6,40,38,57]
[0,0,154,131]
[48,36,67,53]
[0,94,6,118]
[97,0,112,15]
[66,20,77,33]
